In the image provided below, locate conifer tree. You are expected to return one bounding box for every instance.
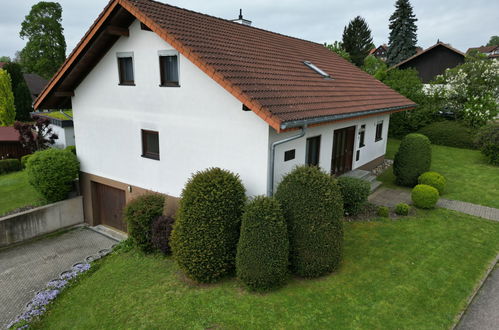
[386,0,418,66]
[2,62,33,121]
[0,69,16,126]
[342,16,374,67]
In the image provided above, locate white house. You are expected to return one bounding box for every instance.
[34,0,415,232]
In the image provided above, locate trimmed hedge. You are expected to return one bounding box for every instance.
[395,203,410,216]
[275,166,343,278]
[124,193,165,252]
[393,133,432,187]
[65,145,76,155]
[337,176,370,216]
[236,196,288,291]
[151,215,175,255]
[21,154,31,169]
[418,121,477,149]
[475,123,499,166]
[377,206,389,217]
[418,171,446,195]
[171,168,246,283]
[26,149,79,203]
[411,184,439,209]
[0,158,21,174]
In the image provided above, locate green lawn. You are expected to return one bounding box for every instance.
[379,139,499,209]
[35,209,499,329]
[0,171,43,216]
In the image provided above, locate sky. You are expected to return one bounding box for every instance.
[1,0,498,59]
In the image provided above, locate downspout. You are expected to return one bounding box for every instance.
[267,124,307,196]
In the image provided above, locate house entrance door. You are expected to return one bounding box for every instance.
[331,126,356,175]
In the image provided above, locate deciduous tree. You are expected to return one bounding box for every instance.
[0,69,16,126]
[486,36,499,46]
[324,41,351,62]
[342,16,373,66]
[386,0,418,66]
[14,116,58,152]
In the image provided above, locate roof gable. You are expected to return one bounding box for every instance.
[35,0,415,132]
[392,42,465,69]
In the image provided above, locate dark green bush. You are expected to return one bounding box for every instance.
[395,203,410,216]
[475,123,499,166]
[418,171,446,195]
[236,196,288,291]
[124,193,165,253]
[337,176,370,216]
[275,166,343,278]
[65,145,76,155]
[151,215,174,255]
[377,206,389,217]
[417,121,477,149]
[171,168,246,283]
[0,158,21,174]
[26,149,79,202]
[393,133,432,187]
[21,154,31,169]
[411,184,439,209]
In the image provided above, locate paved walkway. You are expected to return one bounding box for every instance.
[369,188,499,221]
[455,264,499,330]
[0,227,117,328]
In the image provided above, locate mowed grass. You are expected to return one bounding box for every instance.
[35,209,499,329]
[379,139,499,208]
[0,171,43,216]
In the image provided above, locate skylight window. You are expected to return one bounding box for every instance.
[303,61,331,78]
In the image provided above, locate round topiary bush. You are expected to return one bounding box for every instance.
[377,206,389,217]
[395,203,410,216]
[337,176,371,216]
[418,171,446,195]
[171,167,246,283]
[21,154,31,169]
[411,184,439,209]
[393,133,432,187]
[151,215,175,255]
[124,193,165,252]
[236,196,288,291]
[274,166,343,278]
[26,149,79,203]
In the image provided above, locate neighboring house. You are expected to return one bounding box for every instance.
[466,45,499,59]
[392,41,465,83]
[0,127,27,160]
[31,111,75,149]
[369,44,389,61]
[23,73,48,101]
[34,0,415,231]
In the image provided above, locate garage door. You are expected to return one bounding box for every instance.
[93,182,127,232]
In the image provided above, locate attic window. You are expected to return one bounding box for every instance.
[303,61,331,79]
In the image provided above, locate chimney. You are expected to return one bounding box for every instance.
[231,9,252,26]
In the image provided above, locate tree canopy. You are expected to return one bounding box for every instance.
[0,69,16,126]
[2,62,33,121]
[386,0,418,66]
[342,16,374,67]
[486,36,499,47]
[19,1,66,79]
[324,41,351,62]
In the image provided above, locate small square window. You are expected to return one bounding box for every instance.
[375,121,383,142]
[141,130,159,160]
[284,149,295,161]
[118,56,134,85]
[159,55,179,87]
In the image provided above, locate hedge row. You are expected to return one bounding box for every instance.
[0,158,21,174]
[417,121,477,149]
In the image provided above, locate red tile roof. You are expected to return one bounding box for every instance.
[0,127,20,142]
[467,45,498,53]
[35,0,415,131]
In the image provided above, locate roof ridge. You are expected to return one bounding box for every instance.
[129,0,322,48]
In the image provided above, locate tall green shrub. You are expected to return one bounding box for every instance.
[393,133,431,187]
[124,193,165,253]
[475,123,499,165]
[26,148,79,203]
[275,166,344,278]
[171,168,246,283]
[236,196,288,291]
[337,176,370,216]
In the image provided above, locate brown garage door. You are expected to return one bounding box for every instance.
[93,182,127,232]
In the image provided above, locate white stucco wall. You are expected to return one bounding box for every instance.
[71,20,269,197]
[270,114,390,190]
[50,125,75,149]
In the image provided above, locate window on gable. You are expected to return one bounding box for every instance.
[117,53,134,85]
[159,50,179,87]
[141,130,160,160]
[375,121,383,142]
[306,136,321,166]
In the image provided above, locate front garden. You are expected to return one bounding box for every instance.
[33,208,499,329]
[0,170,43,216]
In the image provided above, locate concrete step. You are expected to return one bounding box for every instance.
[89,225,128,242]
[364,174,378,183]
[370,180,382,192]
[340,169,371,180]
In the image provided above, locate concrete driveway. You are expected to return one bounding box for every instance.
[0,227,117,328]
